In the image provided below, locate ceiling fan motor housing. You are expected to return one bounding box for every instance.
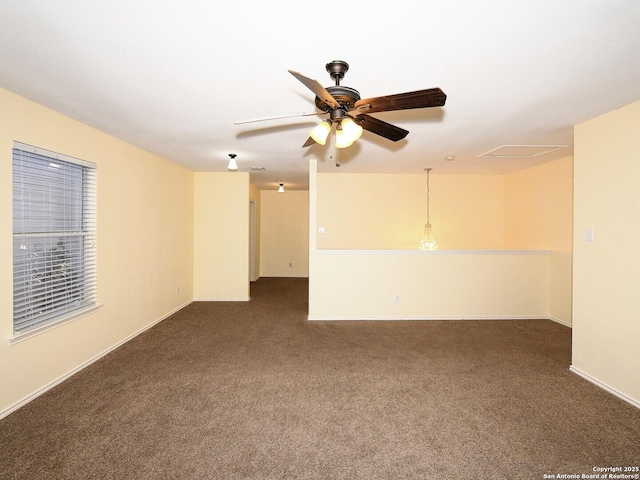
[314,60,361,113]
[315,86,361,112]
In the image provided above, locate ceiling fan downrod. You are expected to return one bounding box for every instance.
[315,61,361,112]
[326,60,349,86]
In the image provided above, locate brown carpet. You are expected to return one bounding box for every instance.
[1,277,639,479]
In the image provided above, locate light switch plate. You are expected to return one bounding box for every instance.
[586,228,594,242]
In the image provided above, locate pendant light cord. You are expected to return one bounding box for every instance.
[426,168,431,225]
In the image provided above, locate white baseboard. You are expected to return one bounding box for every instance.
[193,297,250,302]
[307,315,551,321]
[570,365,640,410]
[0,301,192,420]
[548,316,572,328]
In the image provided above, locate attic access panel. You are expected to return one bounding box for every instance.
[478,145,568,158]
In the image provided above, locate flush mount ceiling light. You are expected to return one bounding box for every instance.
[278,182,285,193]
[227,153,238,171]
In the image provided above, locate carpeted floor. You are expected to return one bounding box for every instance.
[1,277,639,479]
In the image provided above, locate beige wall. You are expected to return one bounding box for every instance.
[434,174,505,250]
[317,173,504,250]
[259,190,309,277]
[308,160,552,320]
[572,100,640,406]
[312,160,573,324]
[249,183,261,282]
[309,250,551,320]
[193,172,250,300]
[0,87,194,417]
[504,156,573,249]
[504,156,573,325]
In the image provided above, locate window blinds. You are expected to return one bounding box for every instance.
[12,142,97,334]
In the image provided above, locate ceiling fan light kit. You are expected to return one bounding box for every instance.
[236,60,446,155]
[339,117,363,145]
[335,124,354,149]
[309,120,332,145]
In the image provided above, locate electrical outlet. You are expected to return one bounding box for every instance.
[395,295,400,303]
[289,262,293,268]
[176,286,180,295]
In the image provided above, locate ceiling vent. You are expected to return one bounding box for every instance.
[478,145,567,158]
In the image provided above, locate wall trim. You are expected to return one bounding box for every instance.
[193,297,250,302]
[548,316,572,328]
[315,249,551,256]
[570,365,640,410]
[0,300,192,420]
[308,315,550,321]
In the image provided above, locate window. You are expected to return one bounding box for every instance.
[12,142,97,335]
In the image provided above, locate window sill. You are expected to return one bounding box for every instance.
[8,304,103,345]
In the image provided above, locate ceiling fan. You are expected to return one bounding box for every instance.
[234,60,447,149]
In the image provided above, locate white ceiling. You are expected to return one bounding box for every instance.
[2,1,640,191]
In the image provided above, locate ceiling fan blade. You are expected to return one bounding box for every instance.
[302,136,316,147]
[354,114,409,142]
[234,111,322,125]
[288,70,339,110]
[354,88,446,114]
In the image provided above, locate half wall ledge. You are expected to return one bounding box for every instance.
[309,249,551,320]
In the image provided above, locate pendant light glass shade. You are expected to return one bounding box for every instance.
[335,127,354,149]
[419,223,438,250]
[310,117,362,149]
[309,120,332,145]
[340,117,363,142]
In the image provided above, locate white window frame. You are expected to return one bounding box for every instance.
[12,142,98,339]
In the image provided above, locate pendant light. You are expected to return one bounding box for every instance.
[278,182,285,193]
[419,168,438,250]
